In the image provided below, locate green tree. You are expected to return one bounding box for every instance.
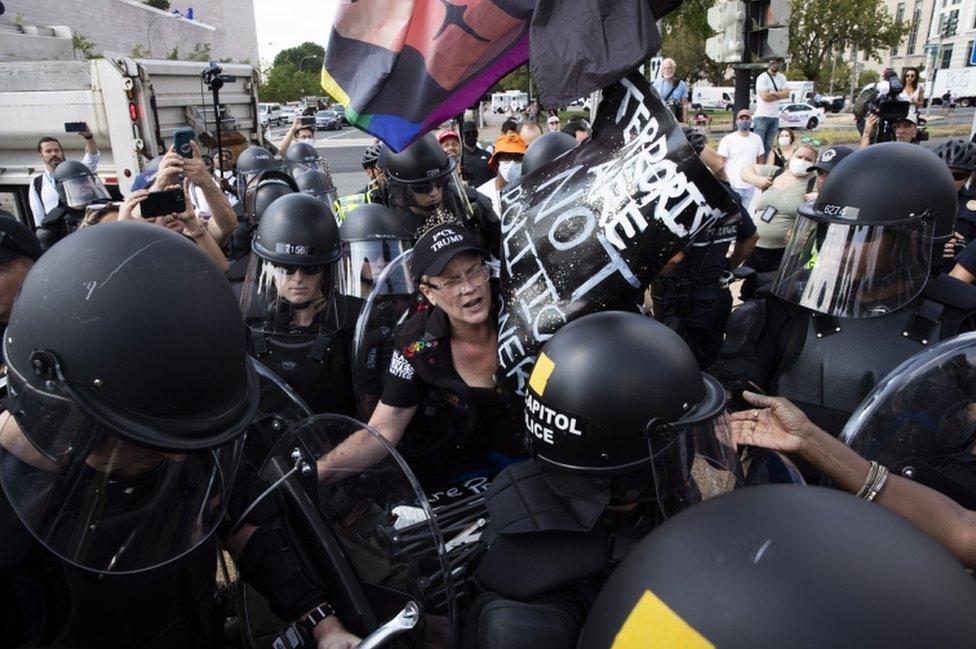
[660,0,729,85]
[789,0,908,84]
[72,33,97,60]
[273,42,325,73]
[166,46,180,60]
[187,42,212,62]
[130,43,150,58]
[144,0,171,10]
[260,63,321,103]
[858,69,881,87]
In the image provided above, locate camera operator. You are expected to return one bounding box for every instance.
[856,68,920,147]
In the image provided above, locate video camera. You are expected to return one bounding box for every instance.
[201,62,235,92]
[870,69,912,143]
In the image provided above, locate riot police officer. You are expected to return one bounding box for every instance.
[37,160,112,250]
[284,140,330,178]
[332,143,388,222]
[0,222,357,648]
[296,168,339,207]
[711,142,976,436]
[934,138,976,273]
[465,311,741,649]
[579,485,976,648]
[653,127,758,368]
[225,147,298,281]
[380,134,499,252]
[242,193,360,415]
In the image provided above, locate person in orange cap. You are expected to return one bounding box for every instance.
[476,132,526,216]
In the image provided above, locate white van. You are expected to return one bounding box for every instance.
[690,86,735,111]
[259,102,283,127]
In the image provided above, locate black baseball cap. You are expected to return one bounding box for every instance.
[461,120,479,134]
[809,146,854,173]
[412,224,486,282]
[0,216,41,264]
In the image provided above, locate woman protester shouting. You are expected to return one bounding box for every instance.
[318,224,525,488]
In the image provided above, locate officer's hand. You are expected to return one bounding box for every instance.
[729,391,817,454]
[182,141,212,187]
[314,616,360,649]
[944,232,965,259]
[119,189,151,221]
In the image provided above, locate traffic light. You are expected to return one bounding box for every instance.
[748,0,791,61]
[706,0,746,63]
[941,12,959,37]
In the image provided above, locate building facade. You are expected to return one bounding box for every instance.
[2,0,258,64]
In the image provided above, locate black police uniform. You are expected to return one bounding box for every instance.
[462,460,656,649]
[946,187,976,273]
[655,193,756,368]
[462,145,493,188]
[379,304,524,487]
[711,276,976,435]
[249,295,361,416]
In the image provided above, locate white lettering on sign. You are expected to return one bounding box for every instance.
[524,392,587,445]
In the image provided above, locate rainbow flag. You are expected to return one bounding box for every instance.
[321,0,532,152]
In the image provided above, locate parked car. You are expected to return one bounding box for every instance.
[315,109,341,131]
[333,104,347,125]
[777,102,825,130]
[809,94,845,113]
[279,106,298,123]
[258,102,283,127]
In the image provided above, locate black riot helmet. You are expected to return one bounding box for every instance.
[521,131,578,176]
[244,170,298,227]
[252,193,341,265]
[236,145,284,202]
[53,160,111,209]
[773,142,957,319]
[284,141,328,178]
[524,312,738,510]
[380,134,469,221]
[0,222,258,573]
[243,193,342,327]
[295,168,338,206]
[338,203,414,298]
[579,485,976,648]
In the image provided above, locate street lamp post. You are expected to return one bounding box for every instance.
[146,13,175,58]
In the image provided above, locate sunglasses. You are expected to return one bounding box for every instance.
[276,264,325,276]
[801,136,822,147]
[409,175,449,195]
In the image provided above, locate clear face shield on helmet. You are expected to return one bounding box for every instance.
[295,169,339,210]
[841,332,976,508]
[59,173,112,210]
[240,255,337,335]
[338,239,414,299]
[387,166,472,225]
[288,159,328,178]
[0,352,245,574]
[771,211,935,319]
[530,373,743,517]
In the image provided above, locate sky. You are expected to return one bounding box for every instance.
[253,0,339,66]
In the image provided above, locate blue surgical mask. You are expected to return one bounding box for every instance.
[736,119,752,131]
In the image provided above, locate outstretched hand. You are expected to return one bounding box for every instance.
[729,391,817,453]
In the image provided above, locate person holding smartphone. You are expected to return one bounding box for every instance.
[738,142,818,275]
[28,124,100,227]
[118,178,229,272]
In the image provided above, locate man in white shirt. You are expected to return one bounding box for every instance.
[717,109,766,208]
[753,58,790,155]
[29,132,100,227]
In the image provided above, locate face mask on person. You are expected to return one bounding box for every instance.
[778,135,792,147]
[789,157,812,176]
[498,160,522,183]
[296,138,315,145]
[736,119,752,131]
[463,133,478,147]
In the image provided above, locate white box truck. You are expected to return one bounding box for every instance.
[930,67,976,107]
[0,55,262,226]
